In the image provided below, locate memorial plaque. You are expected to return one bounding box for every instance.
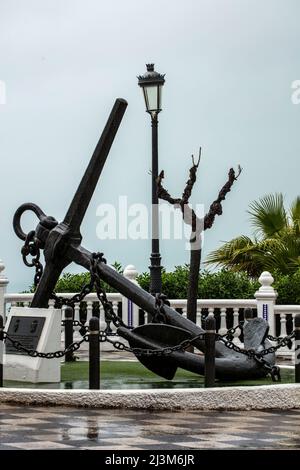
[6,316,45,355]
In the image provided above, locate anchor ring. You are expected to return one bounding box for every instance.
[13,203,49,241]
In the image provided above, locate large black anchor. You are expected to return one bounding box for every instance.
[13,98,276,381]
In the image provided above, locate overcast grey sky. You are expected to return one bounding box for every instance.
[0,0,299,292]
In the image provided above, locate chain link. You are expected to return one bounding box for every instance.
[24,240,130,330]
[4,331,88,359]
[219,322,244,340]
[61,320,88,331]
[91,253,132,330]
[153,294,170,323]
[100,330,206,356]
[267,333,294,350]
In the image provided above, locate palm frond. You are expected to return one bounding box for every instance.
[248,193,287,237]
[290,196,300,235]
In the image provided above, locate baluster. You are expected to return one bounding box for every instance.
[182,306,187,319]
[196,307,202,327]
[292,313,297,362]
[60,305,66,345]
[48,299,55,309]
[218,307,227,335]
[233,307,242,345]
[200,309,206,328]
[208,307,214,317]
[85,300,93,328]
[280,312,288,338]
[73,302,81,340]
[23,301,30,308]
[110,301,118,334]
[292,313,296,334]
[99,304,107,332]
[278,313,290,355]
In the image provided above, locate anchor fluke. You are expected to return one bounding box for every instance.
[118,324,195,380]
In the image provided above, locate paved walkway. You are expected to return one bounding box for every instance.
[0,404,300,450]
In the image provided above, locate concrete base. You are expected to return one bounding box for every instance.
[0,384,300,410]
[4,307,61,383]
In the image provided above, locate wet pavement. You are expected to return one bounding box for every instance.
[0,404,300,450]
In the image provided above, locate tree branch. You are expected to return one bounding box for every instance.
[181,148,201,205]
[156,170,181,205]
[156,150,202,235]
[204,166,242,230]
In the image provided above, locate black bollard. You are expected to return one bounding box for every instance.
[89,316,100,390]
[244,307,253,322]
[0,315,3,387]
[64,306,74,362]
[295,314,300,383]
[204,315,216,388]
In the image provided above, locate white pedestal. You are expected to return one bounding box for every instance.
[4,307,61,383]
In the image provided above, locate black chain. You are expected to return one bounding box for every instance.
[267,334,294,349]
[218,332,295,358]
[21,231,44,286]
[61,320,88,330]
[100,330,205,356]
[4,331,89,359]
[91,254,131,330]
[153,294,170,323]
[220,322,244,341]
[256,332,295,355]
[100,328,296,382]
[218,332,296,381]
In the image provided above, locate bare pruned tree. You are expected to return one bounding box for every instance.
[157,148,242,323]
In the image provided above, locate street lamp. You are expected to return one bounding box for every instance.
[138,63,165,295]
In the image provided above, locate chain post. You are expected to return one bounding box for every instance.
[244,307,253,321]
[89,316,100,390]
[64,306,74,362]
[0,315,3,387]
[205,315,216,388]
[295,314,300,383]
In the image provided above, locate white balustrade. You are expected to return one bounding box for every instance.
[1,260,299,360]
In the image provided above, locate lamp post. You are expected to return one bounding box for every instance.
[138,63,165,295]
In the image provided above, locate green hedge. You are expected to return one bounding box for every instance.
[28,264,300,304]
[137,266,259,300]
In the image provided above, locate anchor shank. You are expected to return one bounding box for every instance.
[63,98,127,234]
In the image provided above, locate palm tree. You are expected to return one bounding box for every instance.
[206,193,300,277]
